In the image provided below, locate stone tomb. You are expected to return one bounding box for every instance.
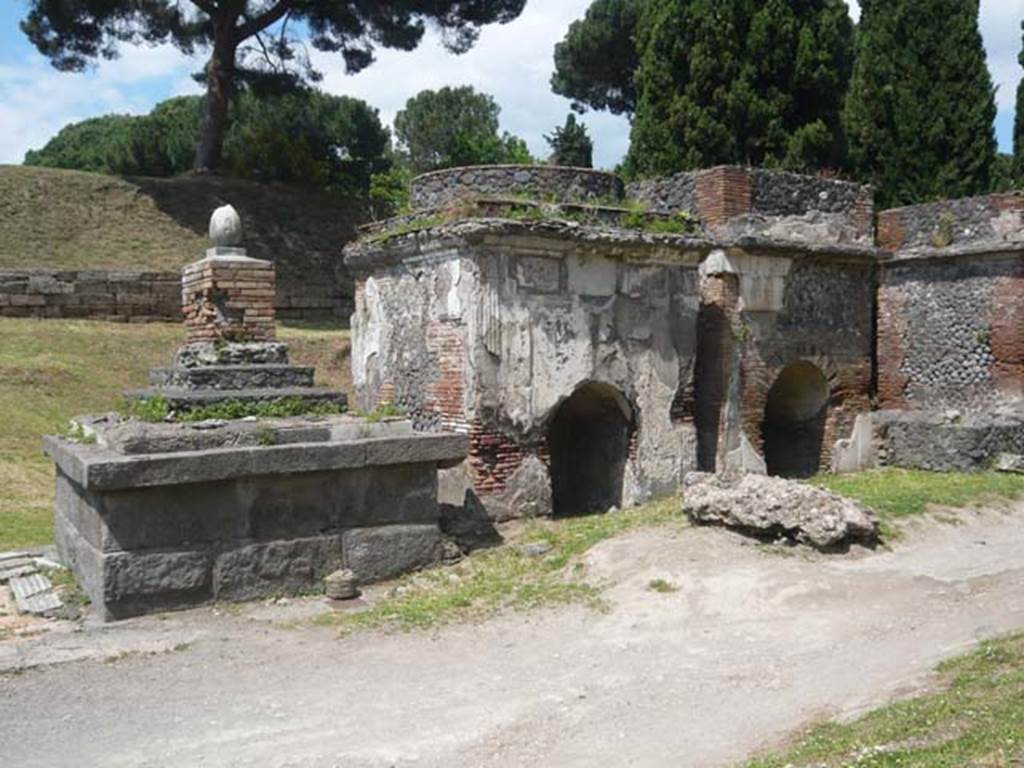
[46,205,468,620]
[344,165,879,520]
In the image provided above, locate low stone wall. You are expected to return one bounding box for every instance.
[45,428,468,620]
[873,409,1024,472]
[0,268,353,323]
[410,165,624,209]
[878,192,1024,252]
[0,269,180,322]
[627,167,873,243]
[877,250,1023,410]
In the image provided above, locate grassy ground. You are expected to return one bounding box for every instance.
[0,165,366,271]
[744,633,1024,767]
[316,496,684,634]
[0,317,351,551]
[815,469,1024,538]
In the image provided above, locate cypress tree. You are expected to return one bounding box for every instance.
[625,0,853,177]
[545,114,595,168]
[1014,20,1024,185]
[846,0,997,207]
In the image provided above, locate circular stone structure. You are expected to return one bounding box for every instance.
[410,165,625,209]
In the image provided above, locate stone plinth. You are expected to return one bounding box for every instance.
[182,249,276,344]
[44,420,468,621]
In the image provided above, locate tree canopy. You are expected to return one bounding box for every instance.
[20,0,526,171]
[551,0,640,117]
[625,0,854,177]
[393,86,533,173]
[25,90,390,194]
[545,114,594,168]
[845,0,997,207]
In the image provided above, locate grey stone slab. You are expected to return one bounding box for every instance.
[98,480,251,552]
[213,536,343,601]
[343,525,442,584]
[47,432,468,491]
[0,565,37,583]
[10,573,62,615]
[103,549,212,604]
[363,434,469,467]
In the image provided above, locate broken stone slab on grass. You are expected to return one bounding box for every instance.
[994,453,1024,474]
[682,472,879,550]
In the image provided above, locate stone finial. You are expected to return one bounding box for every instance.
[209,204,243,247]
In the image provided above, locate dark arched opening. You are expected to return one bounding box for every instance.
[547,382,633,517]
[762,362,829,478]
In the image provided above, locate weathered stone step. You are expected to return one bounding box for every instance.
[149,364,315,390]
[125,386,348,412]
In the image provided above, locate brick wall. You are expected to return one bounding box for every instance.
[0,269,180,322]
[694,167,754,232]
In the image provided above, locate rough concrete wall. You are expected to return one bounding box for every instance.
[352,242,700,519]
[703,253,874,473]
[873,410,1024,472]
[628,167,873,244]
[0,269,180,322]
[878,193,1024,251]
[410,165,624,209]
[877,253,1024,410]
[626,173,699,214]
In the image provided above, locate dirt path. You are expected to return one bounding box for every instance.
[2,503,1024,768]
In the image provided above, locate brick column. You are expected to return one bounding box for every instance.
[694,167,753,235]
[182,248,276,343]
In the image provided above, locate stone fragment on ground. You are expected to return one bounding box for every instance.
[9,572,63,617]
[683,472,879,549]
[995,453,1024,474]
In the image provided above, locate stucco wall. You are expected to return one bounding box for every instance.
[349,224,702,519]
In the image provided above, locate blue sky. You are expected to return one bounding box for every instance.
[1,1,1021,169]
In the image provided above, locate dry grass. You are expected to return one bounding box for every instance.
[0,317,350,550]
[0,165,366,273]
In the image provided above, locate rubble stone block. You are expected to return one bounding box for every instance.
[343,525,442,583]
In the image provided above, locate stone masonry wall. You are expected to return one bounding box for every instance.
[628,167,873,244]
[410,165,625,209]
[877,253,1024,410]
[878,193,1024,251]
[0,268,350,323]
[0,269,181,322]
